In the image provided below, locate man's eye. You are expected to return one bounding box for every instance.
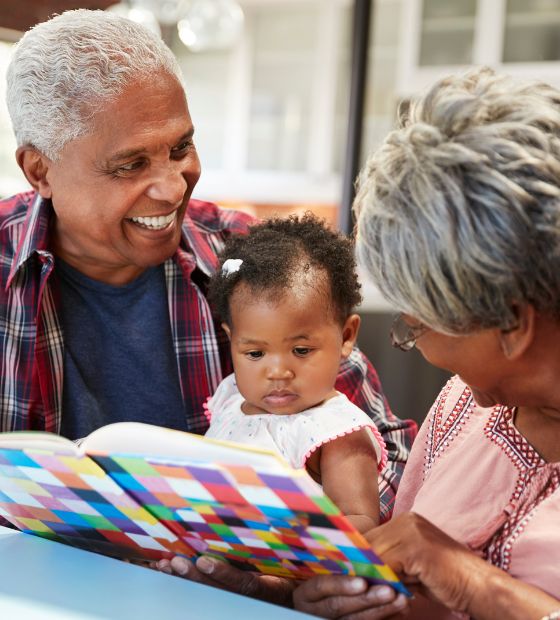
[245,351,264,360]
[115,161,144,174]
[171,140,194,158]
[293,347,312,357]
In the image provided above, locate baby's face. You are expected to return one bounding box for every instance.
[225,284,358,416]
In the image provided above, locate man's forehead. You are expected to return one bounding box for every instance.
[81,75,194,162]
[104,126,195,163]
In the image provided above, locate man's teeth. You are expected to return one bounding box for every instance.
[130,212,175,230]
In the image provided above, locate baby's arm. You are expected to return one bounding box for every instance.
[314,429,380,532]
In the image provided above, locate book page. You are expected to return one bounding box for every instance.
[83,422,291,472]
[0,431,79,455]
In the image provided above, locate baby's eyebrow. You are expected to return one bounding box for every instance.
[238,338,268,345]
[285,334,312,342]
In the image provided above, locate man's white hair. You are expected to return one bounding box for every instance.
[6,9,185,160]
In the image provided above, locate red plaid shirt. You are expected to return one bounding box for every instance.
[0,191,416,520]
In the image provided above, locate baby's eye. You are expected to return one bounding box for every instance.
[245,350,264,360]
[293,347,312,357]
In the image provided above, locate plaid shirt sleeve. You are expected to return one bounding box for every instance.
[335,348,417,522]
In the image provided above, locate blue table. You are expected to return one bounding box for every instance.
[0,526,314,619]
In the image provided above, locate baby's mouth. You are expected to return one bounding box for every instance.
[264,391,298,406]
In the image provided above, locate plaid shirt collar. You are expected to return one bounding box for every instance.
[7,194,218,287]
[6,193,53,290]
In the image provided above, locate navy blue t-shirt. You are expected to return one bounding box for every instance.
[56,259,188,440]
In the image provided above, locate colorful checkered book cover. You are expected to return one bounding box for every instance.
[0,422,408,595]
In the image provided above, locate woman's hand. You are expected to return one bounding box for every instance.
[293,576,409,619]
[367,512,560,620]
[156,556,297,606]
[366,512,482,613]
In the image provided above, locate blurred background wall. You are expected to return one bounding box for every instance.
[1,0,560,423]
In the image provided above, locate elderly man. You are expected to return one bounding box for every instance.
[1,8,414,610]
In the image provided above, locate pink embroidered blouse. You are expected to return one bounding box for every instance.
[394,375,560,610]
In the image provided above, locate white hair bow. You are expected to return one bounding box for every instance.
[221,258,243,277]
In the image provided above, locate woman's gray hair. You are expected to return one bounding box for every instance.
[354,67,560,334]
[6,9,184,160]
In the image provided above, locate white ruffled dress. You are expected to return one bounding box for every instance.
[204,373,387,472]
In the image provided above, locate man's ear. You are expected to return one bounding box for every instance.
[221,322,232,340]
[341,313,361,358]
[498,304,535,360]
[16,146,53,198]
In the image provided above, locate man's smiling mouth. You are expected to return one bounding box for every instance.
[129,212,176,230]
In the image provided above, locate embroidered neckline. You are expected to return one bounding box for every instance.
[424,379,474,477]
[483,405,546,507]
[485,405,544,466]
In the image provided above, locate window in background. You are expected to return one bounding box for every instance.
[503,0,560,62]
[361,0,403,166]
[419,0,477,66]
[247,6,318,172]
[173,42,231,170]
[174,0,349,219]
[332,5,352,174]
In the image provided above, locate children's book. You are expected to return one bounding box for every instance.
[0,422,408,594]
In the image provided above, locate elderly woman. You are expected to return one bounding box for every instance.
[293,68,560,619]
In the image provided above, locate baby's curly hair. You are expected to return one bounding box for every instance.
[208,212,362,326]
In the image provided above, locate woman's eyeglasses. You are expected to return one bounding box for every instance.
[390,314,429,351]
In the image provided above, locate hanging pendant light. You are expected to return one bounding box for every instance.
[107,2,162,37]
[107,0,244,51]
[177,0,244,52]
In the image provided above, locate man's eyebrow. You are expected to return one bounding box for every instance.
[106,128,195,164]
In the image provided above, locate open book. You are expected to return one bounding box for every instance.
[0,422,407,594]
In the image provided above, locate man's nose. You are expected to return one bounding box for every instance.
[145,162,188,205]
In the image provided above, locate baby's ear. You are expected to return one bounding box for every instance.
[221,322,232,340]
[341,314,361,358]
